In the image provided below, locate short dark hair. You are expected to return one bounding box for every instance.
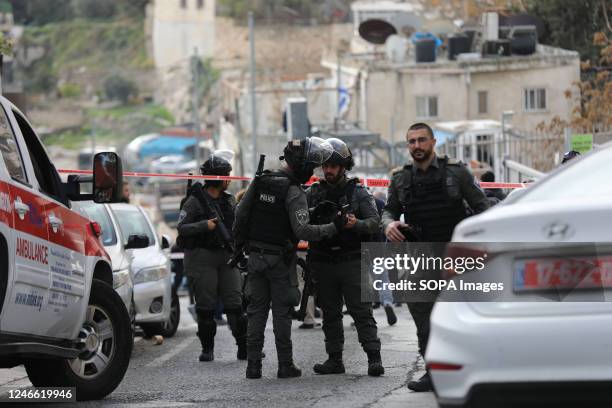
[481,171,495,183]
[407,122,434,139]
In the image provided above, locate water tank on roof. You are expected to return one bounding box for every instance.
[482,40,511,57]
[500,14,545,41]
[448,34,471,60]
[510,29,537,55]
[415,39,436,63]
[385,35,408,63]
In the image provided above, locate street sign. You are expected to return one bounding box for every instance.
[570,133,593,154]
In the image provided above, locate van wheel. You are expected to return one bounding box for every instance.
[141,294,180,338]
[24,279,132,401]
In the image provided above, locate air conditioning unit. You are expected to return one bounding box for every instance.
[285,98,310,140]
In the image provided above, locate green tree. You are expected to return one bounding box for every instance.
[0,32,12,55]
[115,0,149,18]
[103,74,138,104]
[522,0,611,61]
[72,0,116,19]
[9,0,73,25]
[10,0,149,24]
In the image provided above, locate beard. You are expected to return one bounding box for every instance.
[410,148,433,163]
[324,172,341,184]
[324,168,345,184]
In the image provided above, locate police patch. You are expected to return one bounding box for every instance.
[259,193,276,203]
[178,210,187,223]
[295,209,308,225]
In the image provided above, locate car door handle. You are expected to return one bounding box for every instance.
[14,201,29,217]
[48,215,63,230]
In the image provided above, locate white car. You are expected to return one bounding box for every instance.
[74,201,134,320]
[427,142,612,407]
[109,203,180,338]
[0,96,131,400]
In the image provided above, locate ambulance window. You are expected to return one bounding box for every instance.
[13,110,68,206]
[0,106,27,183]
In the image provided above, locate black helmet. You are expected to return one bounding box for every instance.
[324,137,354,170]
[280,137,333,183]
[200,150,233,176]
[561,150,580,164]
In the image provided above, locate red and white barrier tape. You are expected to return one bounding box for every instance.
[58,169,529,189]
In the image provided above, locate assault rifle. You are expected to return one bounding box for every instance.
[296,257,316,322]
[190,183,235,254]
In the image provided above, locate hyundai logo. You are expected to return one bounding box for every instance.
[543,221,574,241]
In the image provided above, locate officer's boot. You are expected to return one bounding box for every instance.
[407,372,433,392]
[277,361,302,378]
[197,311,217,362]
[313,352,345,374]
[246,359,262,379]
[366,350,385,377]
[226,309,248,360]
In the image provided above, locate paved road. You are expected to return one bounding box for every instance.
[1,297,437,408]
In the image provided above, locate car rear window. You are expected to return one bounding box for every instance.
[79,204,117,246]
[113,208,156,248]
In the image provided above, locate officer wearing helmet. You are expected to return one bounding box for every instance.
[233,137,342,380]
[305,138,384,377]
[177,150,247,362]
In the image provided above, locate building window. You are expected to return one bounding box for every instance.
[478,91,488,114]
[416,96,438,119]
[197,0,204,8]
[524,88,547,112]
[180,0,187,9]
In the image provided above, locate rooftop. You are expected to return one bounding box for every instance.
[324,44,580,73]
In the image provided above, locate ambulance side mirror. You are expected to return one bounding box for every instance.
[93,152,124,203]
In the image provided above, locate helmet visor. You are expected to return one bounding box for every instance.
[325,138,351,159]
[304,137,333,165]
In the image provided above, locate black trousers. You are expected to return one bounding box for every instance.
[311,257,381,354]
[407,302,435,357]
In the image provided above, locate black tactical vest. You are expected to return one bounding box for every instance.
[402,159,467,242]
[309,178,367,254]
[246,171,298,247]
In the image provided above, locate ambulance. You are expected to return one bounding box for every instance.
[0,96,131,400]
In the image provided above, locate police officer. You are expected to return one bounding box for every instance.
[382,123,489,391]
[177,150,247,362]
[306,138,384,377]
[234,137,340,380]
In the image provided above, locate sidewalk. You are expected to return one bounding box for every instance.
[0,365,30,387]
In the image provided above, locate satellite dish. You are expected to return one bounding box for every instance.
[385,35,408,63]
[358,19,398,45]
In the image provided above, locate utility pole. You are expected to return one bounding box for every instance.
[335,50,342,130]
[248,12,257,173]
[91,117,96,161]
[191,47,201,165]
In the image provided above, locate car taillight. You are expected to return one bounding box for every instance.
[427,362,463,371]
[443,243,490,279]
[90,222,102,238]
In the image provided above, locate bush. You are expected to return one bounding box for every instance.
[58,83,81,98]
[103,74,138,103]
